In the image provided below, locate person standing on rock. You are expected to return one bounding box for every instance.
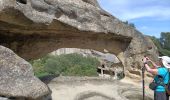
[143,56,170,100]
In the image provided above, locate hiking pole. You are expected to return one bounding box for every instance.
[142,65,145,100]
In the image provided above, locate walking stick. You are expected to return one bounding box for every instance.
[142,65,145,100]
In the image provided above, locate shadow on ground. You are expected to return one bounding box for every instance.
[39,74,59,84]
[75,91,115,100]
[118,87,152,100]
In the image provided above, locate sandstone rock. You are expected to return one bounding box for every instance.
[119,35,159,76]
[0,0,158,77]
[48,76,153,100]
[0,46,51,100]
[51,48,120,63]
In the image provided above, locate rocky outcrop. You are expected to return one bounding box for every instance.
[0,0,133,60]
[0,46,51,100]
[0,0,158,77]
[120,35,159,77]
[51,48,120,63]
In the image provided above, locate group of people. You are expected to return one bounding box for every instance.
[143,56,170,100]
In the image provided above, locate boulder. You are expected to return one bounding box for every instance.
[0,46,51,100]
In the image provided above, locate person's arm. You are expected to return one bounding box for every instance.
[145,57,158,69]
[144,63,158,75]
[150,60,158,69]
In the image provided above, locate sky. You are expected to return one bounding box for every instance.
[97,0,170,38]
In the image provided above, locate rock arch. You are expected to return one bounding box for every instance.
[0,0,158,78]
[0,0,159,99]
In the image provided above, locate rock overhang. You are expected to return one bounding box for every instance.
[0,0,135,60]
[0,0,158,74]
[0,0,135,37]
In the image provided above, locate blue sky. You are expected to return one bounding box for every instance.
[98,0,170,38]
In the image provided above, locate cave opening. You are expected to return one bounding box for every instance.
[30,48,124,82]
[16,0,27,4]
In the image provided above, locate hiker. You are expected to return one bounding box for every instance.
[143,56,170,100]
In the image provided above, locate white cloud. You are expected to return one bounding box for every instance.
[119,6,170,21]
[98,0,170,21]
[140,26,148,30]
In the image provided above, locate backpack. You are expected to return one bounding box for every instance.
[149,68,169,91]
[149,75,165,90]
[166,71,170,95]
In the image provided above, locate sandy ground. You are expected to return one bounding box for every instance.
[47,76,153,100]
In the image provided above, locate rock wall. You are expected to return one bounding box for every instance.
[51,48,120,63]
[119,35,159,77]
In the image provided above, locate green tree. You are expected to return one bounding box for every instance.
[150,33,170,56]
[123,21,136,28]
[160,32,170,50]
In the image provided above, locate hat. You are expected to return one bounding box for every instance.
[159,56,170,68]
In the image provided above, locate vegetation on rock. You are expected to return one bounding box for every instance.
[150,32,170,56]
[30,53,100,77]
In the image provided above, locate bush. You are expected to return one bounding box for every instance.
[31,53,100,77]
[30,59,47,77]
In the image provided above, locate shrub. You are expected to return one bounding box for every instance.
[31,53,100,77]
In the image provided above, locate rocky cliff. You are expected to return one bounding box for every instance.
[51,48,120,63]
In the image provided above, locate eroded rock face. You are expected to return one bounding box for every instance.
[0,0,133,60]
[120,35,159,77]
[0,46,51,100]
[0,0,158,76]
